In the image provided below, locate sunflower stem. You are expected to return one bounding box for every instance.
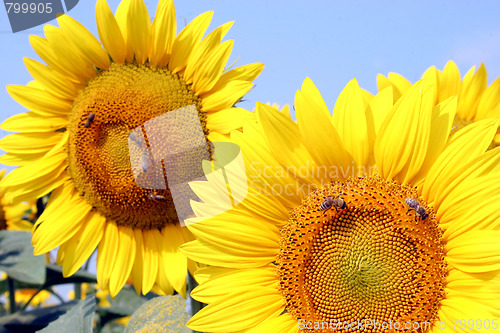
[74,282,82,300]
[21,286,44,311]
[7,276,16,313]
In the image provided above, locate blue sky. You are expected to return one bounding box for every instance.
[1,0,500,171]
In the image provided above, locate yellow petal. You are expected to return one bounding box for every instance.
[437,60,461,103]
[6,219,32,232]
[155,262,174,296]
[201,80,253,111]
[230,128,303,212]
[210,63,264,93]
[374,81,433,183]
[149,0,176,66]
[109,226,136,297]
[96,0,126,64]
[457,64,487,120]
[421,118,500,206]
[96,222,120,290]
[366,87,394,138]
[279,104,292,118]
[438,174,500,226]
[2,170,69,204]
[421,66,438,104]
[411,96,457,185]
[169,11,213,73]
[206,107,254,134]
[445,288,500,320]
[387,72,412,97]
[114,0,134,63]
[0,152,46,166]
[3,202,29,222]
[181,240,271,269]
[29,35,81,82]
[130,229,145,295]
[0,149,66,188]
[32,182,74,228]
[193,40,233,94]
[188,287,284,333]
[0,132,63,155]
[248,312,298,333]
[330,79,369,168]
[191,266,277,304]
[476,76,500,120]
[7,85,72,116]
[23,58,81,100]
[1,112,67,133]
[256,103,319,185]
[446,230,500,273]
[184,21,233,84]
[60,213,106,277]
[156,256,176,297]
[193,266,232,285]
[446,269,500,300]
[365,87,393,163]
[32,186,92,254]
[57,14,110,70]
[440,297,496,333]
[122,0,151,64]
[0,132,67,196]
[157,225,187,297]
[446,197,500,244]
[187,217,279,257]
[141,229,159,293]
[43,24,96,80]
[377,73,409,103]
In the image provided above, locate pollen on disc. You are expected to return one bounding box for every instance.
[66,63,208,230]
[277,177,447,333]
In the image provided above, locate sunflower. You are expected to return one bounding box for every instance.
[181,78,500,332]
[0,0,263,297]
[378,60,500,145]
[0,169,32,231]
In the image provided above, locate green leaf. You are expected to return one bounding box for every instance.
[0,301,78,332]
[124,295,191,333]
[0,264,97,294]
[37,296,96,333]
[0,231,45,284]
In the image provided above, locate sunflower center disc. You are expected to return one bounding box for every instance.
[277,177,447,332]
[67,63,205,229]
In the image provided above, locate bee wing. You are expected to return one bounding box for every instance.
[140,149,152,172]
